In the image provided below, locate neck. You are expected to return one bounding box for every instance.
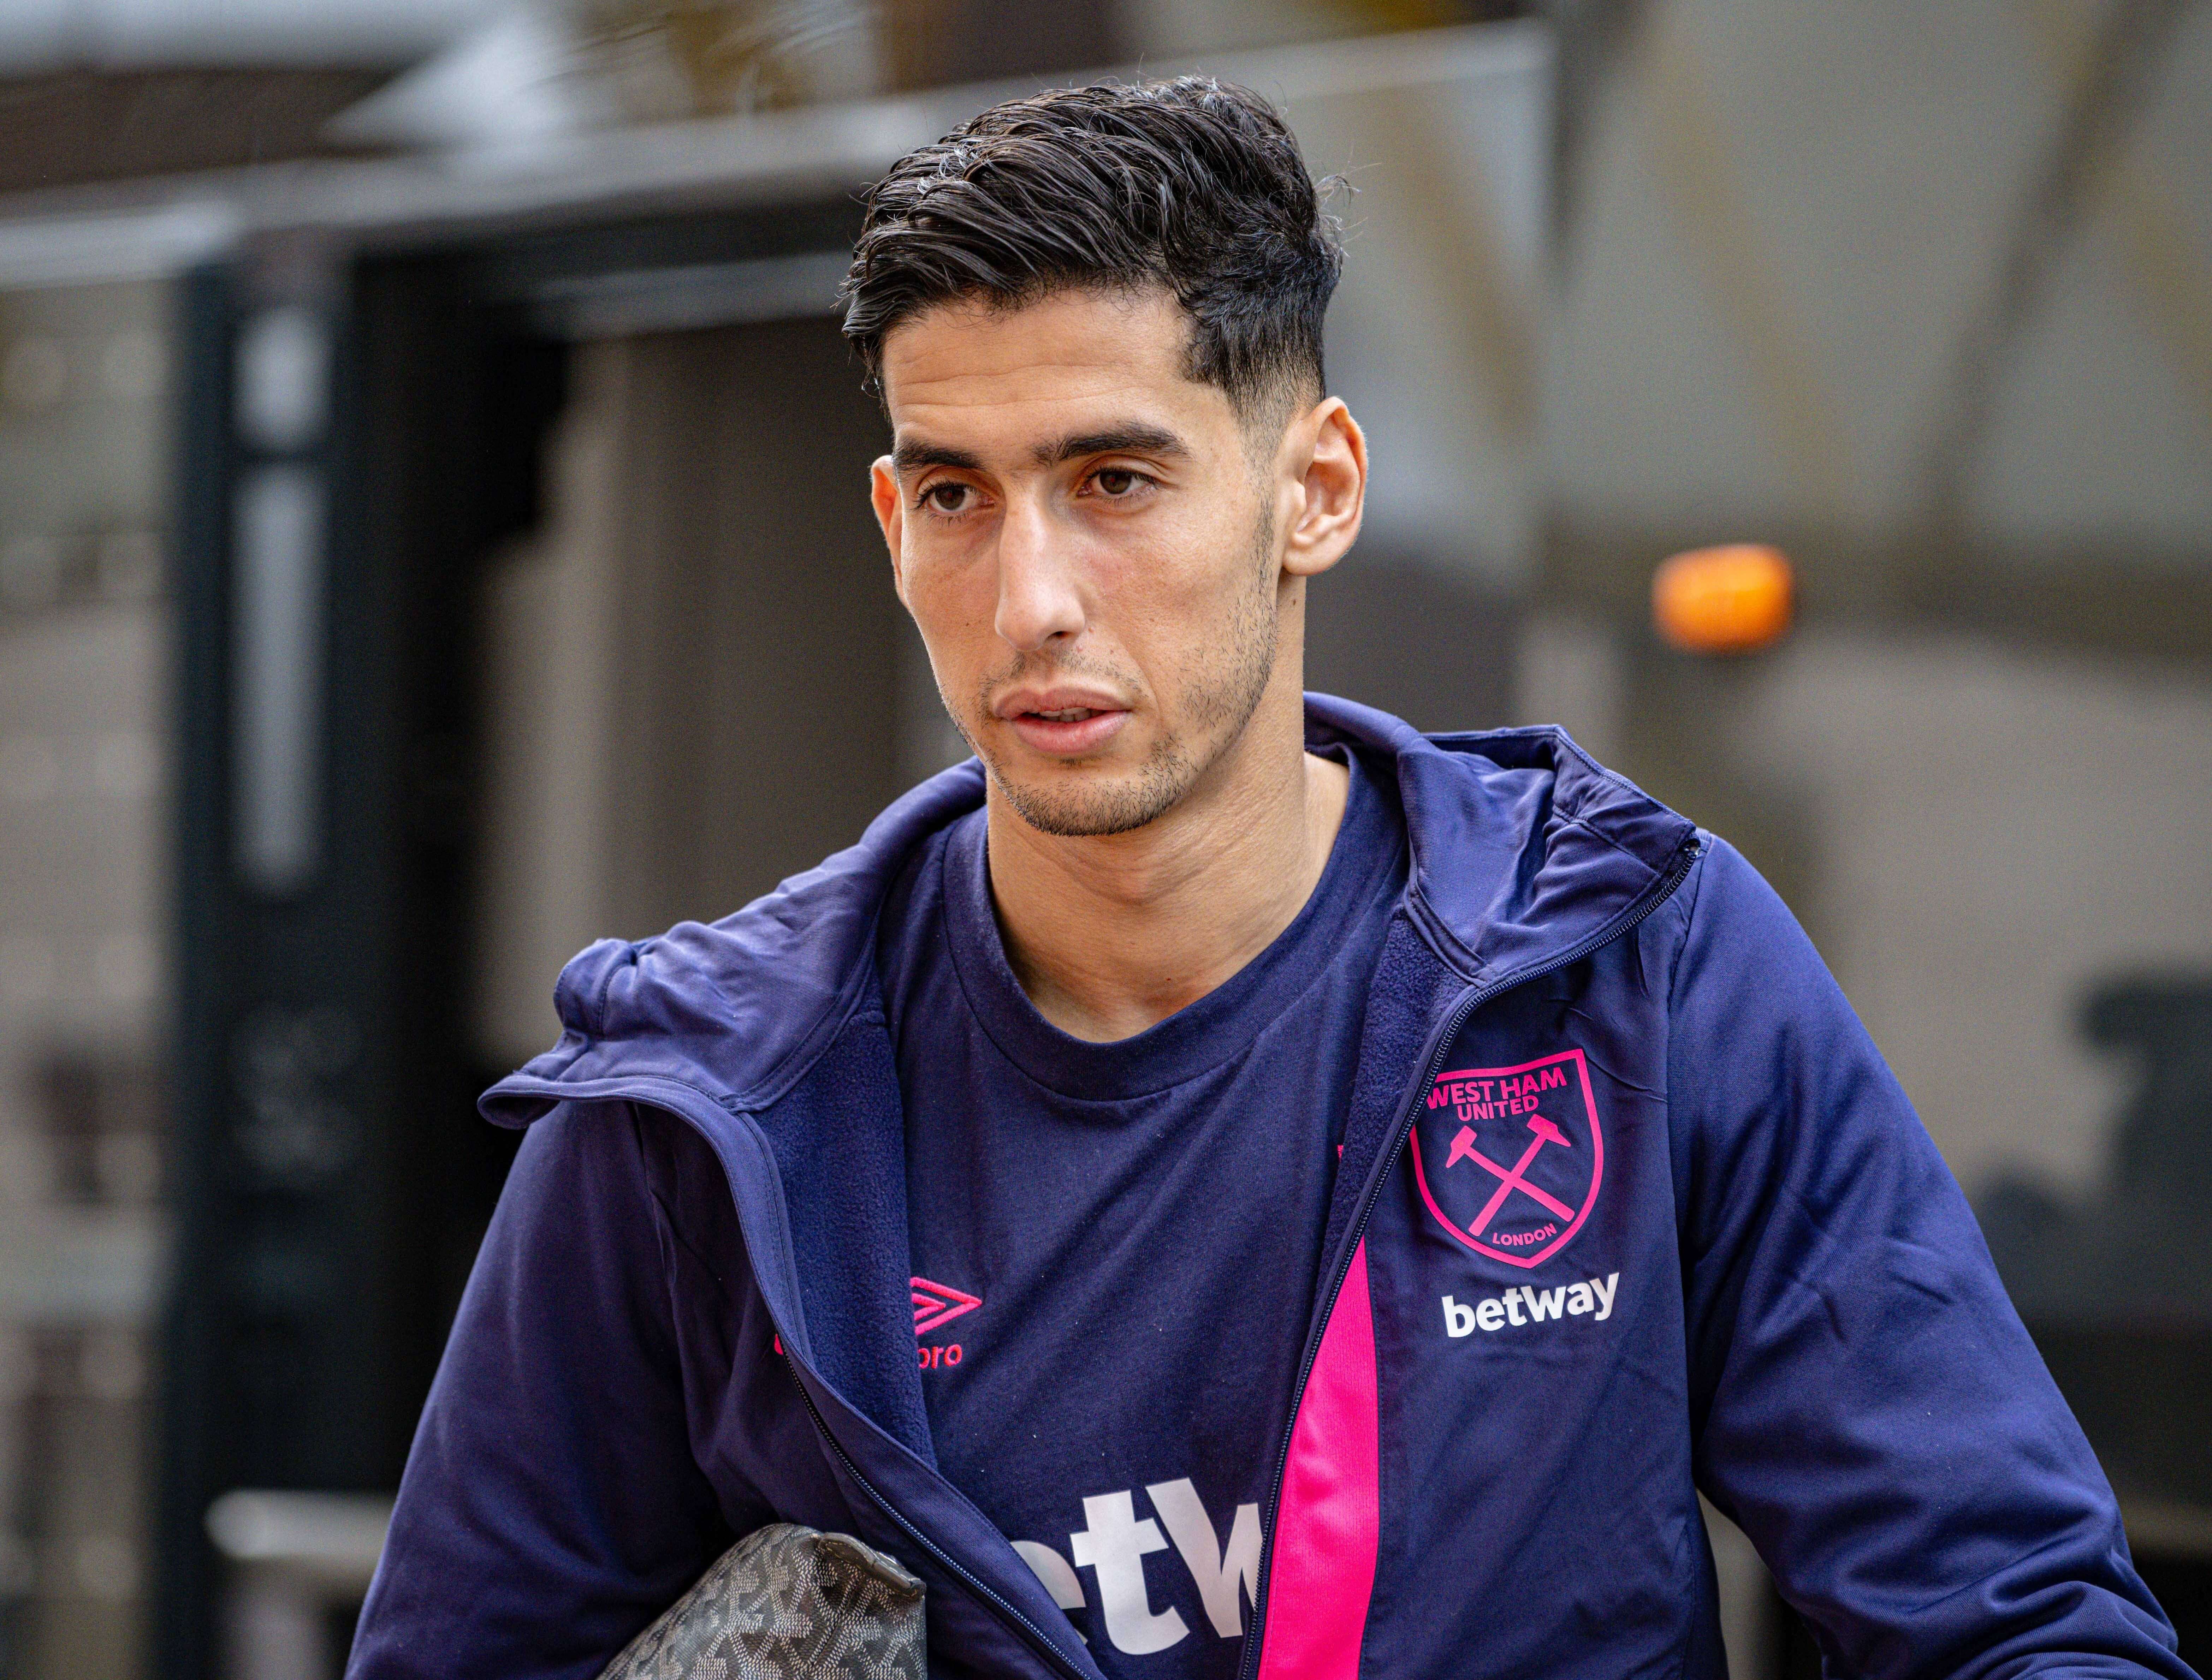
[984,683,1351,1042]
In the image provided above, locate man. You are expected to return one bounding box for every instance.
[350,79,2187,1680]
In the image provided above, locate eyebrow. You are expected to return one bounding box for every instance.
[890,423,1191,477]
[1033,424,1188,467]
[891,440,983,473]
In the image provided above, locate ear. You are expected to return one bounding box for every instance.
[870,455,908,602]
[1280,398,1365,579]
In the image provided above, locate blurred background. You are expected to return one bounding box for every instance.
[0,0,2204,1675]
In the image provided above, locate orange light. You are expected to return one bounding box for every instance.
[1651,544,1794,654]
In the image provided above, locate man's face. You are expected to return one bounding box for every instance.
[871,287,1309,837]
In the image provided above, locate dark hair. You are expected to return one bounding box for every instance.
[840,77,1344,418]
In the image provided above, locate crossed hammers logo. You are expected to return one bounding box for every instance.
[1445,1114,1576,1237]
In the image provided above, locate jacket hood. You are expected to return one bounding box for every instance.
[481,693,1696,1126]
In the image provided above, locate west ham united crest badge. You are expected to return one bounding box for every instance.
[1410,1048,1605,1269]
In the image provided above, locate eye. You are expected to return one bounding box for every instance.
[1089,467,1147,498]
[919,482,974,514]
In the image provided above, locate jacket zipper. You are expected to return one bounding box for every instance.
[1234,833,1702,1680]
[783,1347,1091,1680]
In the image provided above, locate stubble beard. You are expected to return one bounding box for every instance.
[949,511,1283,839]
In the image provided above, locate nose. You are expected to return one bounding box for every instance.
[992,497,1085,652]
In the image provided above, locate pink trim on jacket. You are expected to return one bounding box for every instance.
[1255,1239,1380,1680]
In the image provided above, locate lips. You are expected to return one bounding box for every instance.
[994,690,1132,757]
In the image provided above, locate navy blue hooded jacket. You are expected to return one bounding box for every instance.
[349,696,2187,1680]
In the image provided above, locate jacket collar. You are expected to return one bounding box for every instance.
[481,694,1694,1126]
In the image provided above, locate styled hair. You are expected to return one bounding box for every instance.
[840,77,1344,418]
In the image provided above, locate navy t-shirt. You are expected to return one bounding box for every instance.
[876,750,1407,1679]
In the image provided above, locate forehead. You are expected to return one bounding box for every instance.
[878,286,1232,449]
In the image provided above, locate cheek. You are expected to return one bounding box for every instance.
[900,560,997,674]
[1095,507,1265,650]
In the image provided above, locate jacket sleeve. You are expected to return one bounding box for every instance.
[347,1101,733,1680]
[1671,839,2188,1680]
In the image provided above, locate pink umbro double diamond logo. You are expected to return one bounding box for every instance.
[911,1275,982,1336]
